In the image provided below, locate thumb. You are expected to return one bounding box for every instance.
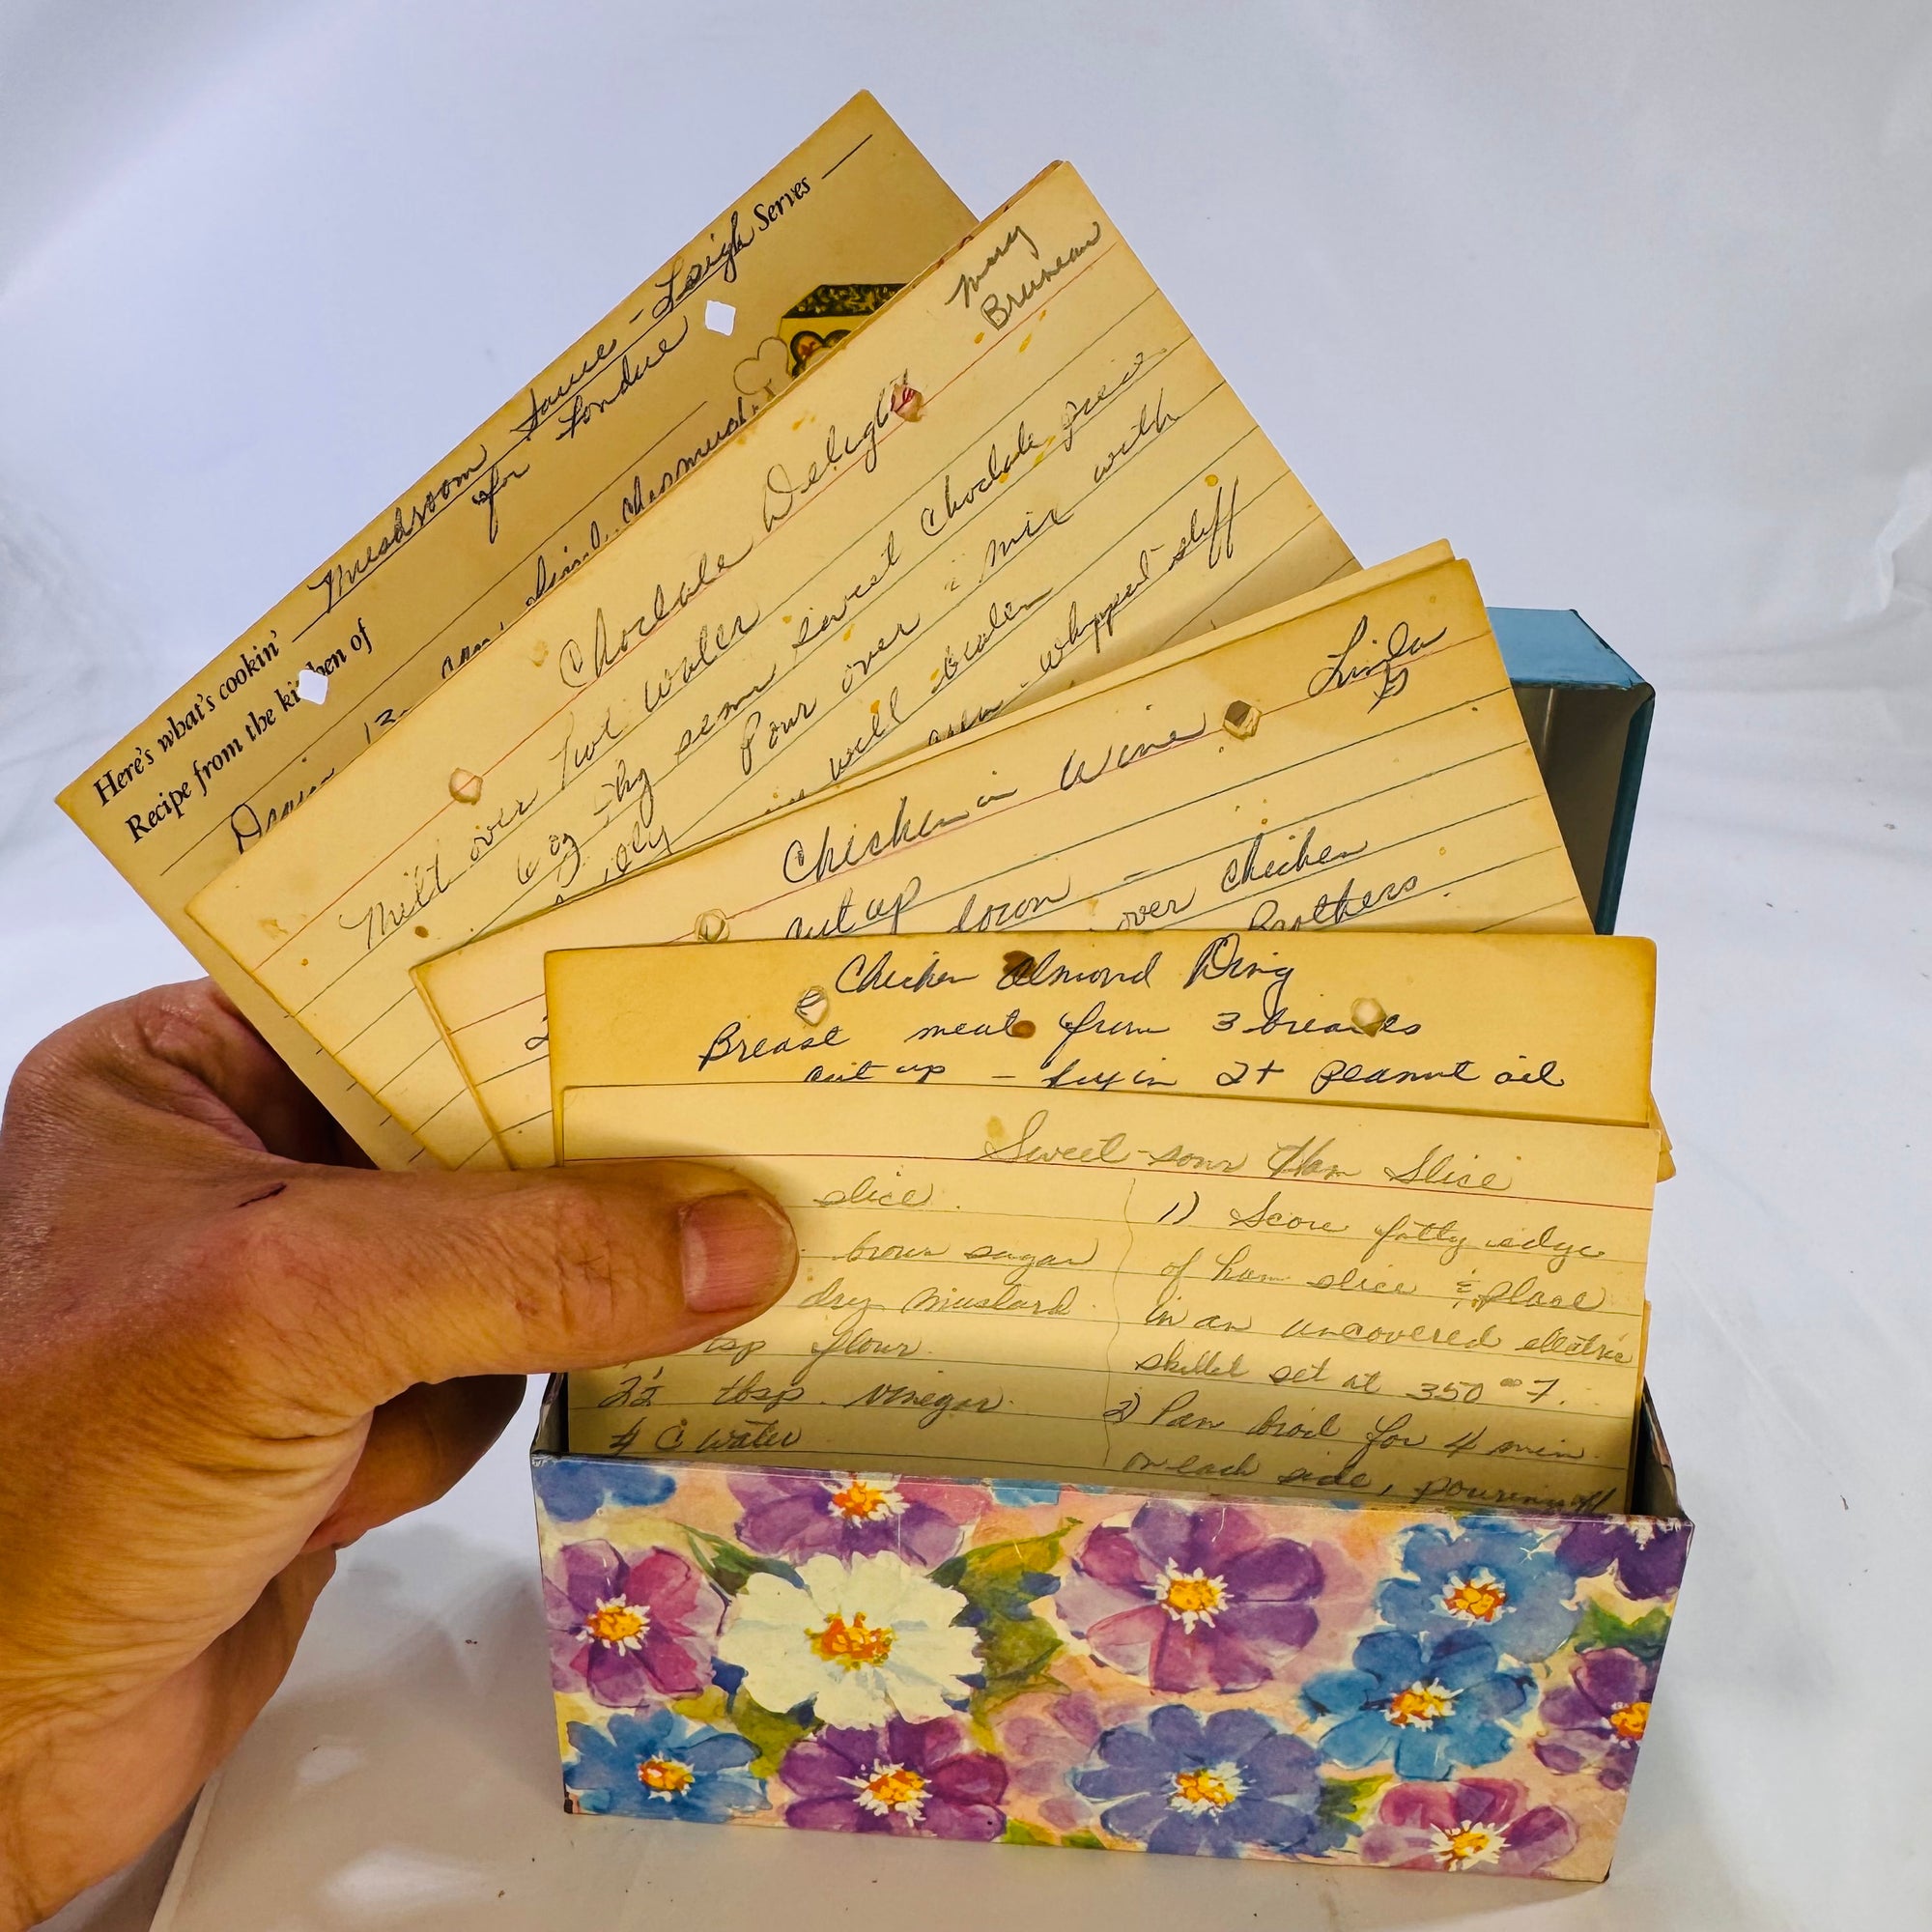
[220,1158,797,1415]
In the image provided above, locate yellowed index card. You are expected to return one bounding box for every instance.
[561,1083,1657,1513]
[546,930,1657,1154]
[425,549,1591,1167]
[62,93,972,1167]
[185,160,1357,1170]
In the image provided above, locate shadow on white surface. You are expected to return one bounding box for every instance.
[32,1822,187,1932]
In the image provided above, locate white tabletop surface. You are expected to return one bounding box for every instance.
[6,4,1927,1927]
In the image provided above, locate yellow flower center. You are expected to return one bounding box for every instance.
[1432,1821,1503,1870]
[637,1755,695,1799]
[809,1610,895,1669]
[853,1763,927,1815]
[826,1476,896,1522]
[1439,1571,1509,1624]
[1386,1679,1457,1728]
[1607,1699,1650,1741]
[1171,1768,1237,1809]
[1157,1565,1226,1629]
[582,1601,648,1647]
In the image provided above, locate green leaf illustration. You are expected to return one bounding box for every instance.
[1571,1598,1673,1664]
[998,1821,1105,1851]
[974,1604,1064,1713]
[1000,1819,1058,1847]
[729,1689,818,1779]
[683,1524,801,1599]
[939,1522,1077,1724]
[668,1685,733,1728]
[932,1520,1076,1621]
[1317,1772,1392,1833]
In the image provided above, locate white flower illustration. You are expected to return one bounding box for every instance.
[716,1550,980,1728]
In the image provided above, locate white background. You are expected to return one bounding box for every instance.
[3,3,1926,1926]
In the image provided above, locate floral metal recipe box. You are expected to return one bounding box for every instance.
[531,1384,1689,1883]
[529,607,1675,1881]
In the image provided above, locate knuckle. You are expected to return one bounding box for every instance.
[128,979,232,1067]
[2,1025,98,1149]
[187,1199,318,1307]
[526,1178,660,1352]
[158,1198,345,1406]
[1,980,230,1154]
[6,1029,72,1116]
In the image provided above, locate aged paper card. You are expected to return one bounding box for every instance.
[185,160,1357,1169]
[63,92,971,1166]
[546,930,1657,1156]
[561,1082,1657,1512]
[424,549,1591,1166]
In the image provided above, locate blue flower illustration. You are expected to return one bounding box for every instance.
[1072,1704,1345,1858]
[1302,1629,1534,1781]
[1377,1522,1577,1662]
[563,1709,765,1822]
[534,1456,675,1524]
[989,1480,1065,1507]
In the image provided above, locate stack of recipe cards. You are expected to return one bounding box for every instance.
[545,930,1657,1513]
[65,94,1661,1515]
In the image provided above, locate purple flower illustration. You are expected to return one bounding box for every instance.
[1359,1777,1577,1875]
[1072,1704,1341,1858]
[731,1469,989,1568]
[996,1688,1149,1833]
[1555,1520,1688,1601]
[1056,1501,1323,1693]
[779,1716,1006,1839]
[1533,1647,1656,1790]
[545,1539,722,1706]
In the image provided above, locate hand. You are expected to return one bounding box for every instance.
[0,980,797,1927]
